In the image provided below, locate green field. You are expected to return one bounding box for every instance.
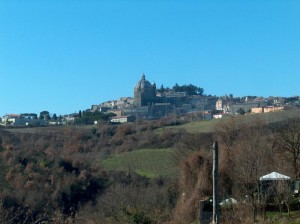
[157,110,300,134]
[158,119,219,134]
[101,148,179,179]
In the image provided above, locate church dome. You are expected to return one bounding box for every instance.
[133,74,157,106]
[134,74,153,91]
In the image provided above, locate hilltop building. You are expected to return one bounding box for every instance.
[123,74,217,119]
[134,74,157,106]
[91,74,219,120]
[229,100,266,114]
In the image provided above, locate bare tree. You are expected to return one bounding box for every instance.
[275,180,293,217]
[232,130,274,222]
[275,117,300,180]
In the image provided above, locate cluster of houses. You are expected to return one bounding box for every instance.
[213,96,287,119]
[0,113,62,127]
[89,75,299,121]
[0,113,136,127]
[2,75,299,127]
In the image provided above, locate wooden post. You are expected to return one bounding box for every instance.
[212,141,220,224]
[199,200,204,224]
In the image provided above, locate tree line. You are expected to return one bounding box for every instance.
[157,83,204,96]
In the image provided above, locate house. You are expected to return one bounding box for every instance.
[251,106,285,114]
[1,114,47,126]
[216,98,223,111]
[111,115,136,123]
[213,114,224,119]
[227,101,266,115]
[1,114,20,125]
[49,121,61,126]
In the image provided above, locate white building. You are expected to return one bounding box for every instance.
[111,115,136,123]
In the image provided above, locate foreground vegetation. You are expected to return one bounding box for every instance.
[0,110,300,223]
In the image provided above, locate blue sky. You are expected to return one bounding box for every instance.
[0,0,299,116]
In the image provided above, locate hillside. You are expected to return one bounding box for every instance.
[1,109,300,223]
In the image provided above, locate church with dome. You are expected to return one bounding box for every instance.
[134,74,157,106]
[103,74,218,119]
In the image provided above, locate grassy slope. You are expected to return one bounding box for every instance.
[157,110,300,134]
[157,119,219,134]
[101,148,179,179]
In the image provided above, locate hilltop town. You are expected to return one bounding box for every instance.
[1,74,300,127]
[1,76,300,223]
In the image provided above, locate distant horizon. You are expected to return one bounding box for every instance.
[1,1,299,116]
[1,81,298,117]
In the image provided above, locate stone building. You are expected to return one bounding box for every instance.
[134,74,157,106]
[117,75,218,119]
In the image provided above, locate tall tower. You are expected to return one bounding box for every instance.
[134,74,156,106]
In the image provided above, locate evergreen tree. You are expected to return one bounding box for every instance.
[52,113,57,121]
[39,111,50,120]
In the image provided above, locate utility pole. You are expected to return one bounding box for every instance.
[212,141,220,224]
